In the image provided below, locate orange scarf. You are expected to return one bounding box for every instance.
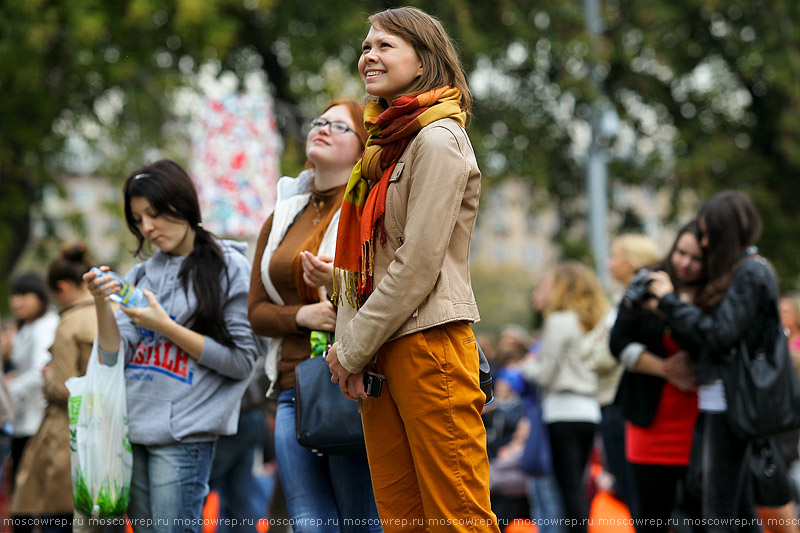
[333,86,465,308]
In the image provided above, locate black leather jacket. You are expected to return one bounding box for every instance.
[657,255,777,385]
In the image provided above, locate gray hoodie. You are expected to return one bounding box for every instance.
[104,240,258,445]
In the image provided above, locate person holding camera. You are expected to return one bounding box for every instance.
[323,7,499,531]
[248,99,381,532]
[609,221,706,532]
[647,191,767,532]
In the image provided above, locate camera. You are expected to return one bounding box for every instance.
[623,269,654,308]
[363,371,385,398]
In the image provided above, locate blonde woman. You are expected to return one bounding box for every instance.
[601,233,660,518]
[524,261,608,533]
[608,234,660,289]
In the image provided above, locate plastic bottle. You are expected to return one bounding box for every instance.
[89,267,149,308]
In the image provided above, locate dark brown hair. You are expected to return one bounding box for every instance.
[654,220,706,298]
[11,272,49,326]
[697,191,762,308]
[48,242,93,290]
[123,159,234,346]
[368,7,473,112]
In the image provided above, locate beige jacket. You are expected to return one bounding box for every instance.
[12,296,96,515]
[336,118,481,373]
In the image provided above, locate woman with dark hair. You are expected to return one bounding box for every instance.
[324,6,499,531]
[85,160,259,532]
[610,222,706,532]
[249,99,381,532]
[11,244,96,532]
[648,191,769,532]
[6,272,58,491]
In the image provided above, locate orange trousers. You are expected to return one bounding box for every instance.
[361,321,500,533]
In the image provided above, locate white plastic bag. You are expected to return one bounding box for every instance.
[66,341,132,518]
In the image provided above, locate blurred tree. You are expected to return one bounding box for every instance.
[0,0,248,308]
[3,0,800,317]
[603,0,800,285]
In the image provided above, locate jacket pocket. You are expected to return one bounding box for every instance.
[386,162,407,243]
[127,394,176,445]
[388,161,405,182]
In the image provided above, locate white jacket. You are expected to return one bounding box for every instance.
[524,310,600,423]
[8,311,59,436]
[260,170,341,398]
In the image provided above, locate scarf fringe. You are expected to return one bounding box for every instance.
[332,237,377,311]
[333,267,363,309]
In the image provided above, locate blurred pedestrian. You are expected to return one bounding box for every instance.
[779,293,800,505]
[11,244,96,532]
[779,294,800,378]
[610,222,706,532]
[85,160,259,533]
[248,98,381,532]
[598,233,660,517]
[0,325,16,489]
[6,272,58,492]
[489,416,532,530]
[608,234,661,292]
[325,6,499,532]
[753,296,800,532]
[648,190,768,532]
[207,357,269,533]
[523,261,608,533]
[523,287,565,533]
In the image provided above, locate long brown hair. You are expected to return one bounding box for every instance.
[697,191,762,309]
[123,159,234,347]
[368,7,473,112]
[654,220,706,298]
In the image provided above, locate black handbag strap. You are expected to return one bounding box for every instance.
[740,255,781,351]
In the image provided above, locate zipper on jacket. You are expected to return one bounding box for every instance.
[398,235,404,246]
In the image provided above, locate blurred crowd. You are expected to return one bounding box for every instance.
[481,193,800,533]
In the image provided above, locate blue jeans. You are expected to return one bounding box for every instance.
[526,475,565,533]
[128,441,216,533]
[209,410,266,532]
[275,388,381,533]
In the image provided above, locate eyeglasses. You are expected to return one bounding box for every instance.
[309,117,357,135]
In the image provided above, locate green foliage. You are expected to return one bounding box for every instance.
[73,470,130,518]
[603,0,800,287]
[3,0,800,321]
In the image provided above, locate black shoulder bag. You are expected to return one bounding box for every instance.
[294,333,366,456]
[721,267,800,440]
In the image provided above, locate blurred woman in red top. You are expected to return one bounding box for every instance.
[610,221,706,532]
